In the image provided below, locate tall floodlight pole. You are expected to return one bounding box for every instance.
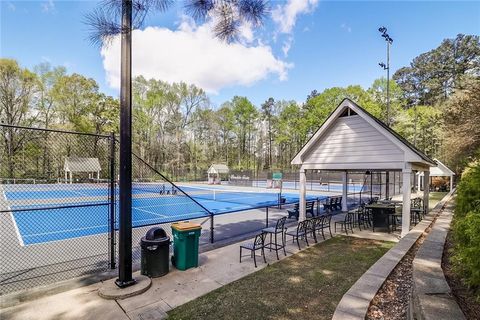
[116,0,135,288]
[378,26,393,126]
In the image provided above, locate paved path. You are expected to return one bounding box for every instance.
[412,201,465,320]
[0,225,322,320]
[332,191,455,320]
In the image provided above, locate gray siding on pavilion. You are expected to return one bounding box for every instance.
[302,115,404,165]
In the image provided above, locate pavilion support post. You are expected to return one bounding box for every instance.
[423,170,430,215]
[385,171,390,199]
[417,173,422,191]
[299,169,306,221]
[342,171,348,212]
[401,165,412,237]
[450,175,454,191]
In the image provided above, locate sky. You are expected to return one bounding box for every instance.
[1,0,479,107]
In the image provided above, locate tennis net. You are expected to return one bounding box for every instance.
[179,185,285,205]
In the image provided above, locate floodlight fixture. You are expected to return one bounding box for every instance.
[378,26,393,126]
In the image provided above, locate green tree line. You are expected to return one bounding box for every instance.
[1,34,479,181]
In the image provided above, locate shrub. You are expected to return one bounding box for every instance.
[452,160,480,299]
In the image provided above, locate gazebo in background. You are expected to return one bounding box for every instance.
[207,164,230,184]
[64,157,101,184]
[418,158,455,192]
[291,99,436,236]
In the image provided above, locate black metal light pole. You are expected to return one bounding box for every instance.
[378,26,393,126]
[116,0,135,288]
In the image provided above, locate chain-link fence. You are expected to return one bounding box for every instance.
[129,152,211,262]
[0,124,113,295]
[0,124,215,295]
[0,124,218,295]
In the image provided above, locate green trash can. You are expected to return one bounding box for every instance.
[171,221,202,271]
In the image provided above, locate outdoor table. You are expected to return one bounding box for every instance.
[365,204,396,233]
[377,200,402,205]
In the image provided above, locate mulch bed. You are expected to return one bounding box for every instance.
[442,230,480,320]
[366,220,435,320]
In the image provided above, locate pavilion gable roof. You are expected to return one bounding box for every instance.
[64,157,101,172]
[291,98,436,169]
[208,164,229,174]
[419,158,455,176]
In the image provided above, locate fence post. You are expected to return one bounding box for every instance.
[266,207,269,228]
[210,213,214,243]
[109,132,116,269]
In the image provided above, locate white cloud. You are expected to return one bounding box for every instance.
[282,37,293,57]
[272,0,319,34]
[41,0,55,13]
[341,23,352,33]
[101,21,291,94]
[238,22,254,44]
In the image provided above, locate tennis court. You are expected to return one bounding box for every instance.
[2,183,323,246]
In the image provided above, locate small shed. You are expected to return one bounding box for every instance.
[207,164,229,184]
[418,158,455,191]
[64,157,102,184]
[291,98,436,236]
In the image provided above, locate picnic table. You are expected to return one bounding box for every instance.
[365,203,396,233]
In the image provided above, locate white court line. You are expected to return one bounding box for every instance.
[133,207,168,218]
[2,189,25,247]
[22,223,108,239]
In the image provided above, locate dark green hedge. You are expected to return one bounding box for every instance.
[452,160,480,300]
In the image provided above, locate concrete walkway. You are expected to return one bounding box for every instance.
[332,191,455,320]
[1,227,326,320]
[412,201,465,320]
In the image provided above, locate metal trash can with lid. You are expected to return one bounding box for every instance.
[171,221,202,271]
[140,227,170,278]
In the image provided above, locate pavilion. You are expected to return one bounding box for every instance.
[64,157,101,184]
[418,158,455,191]
[291,98,436,236]
[207,164,230,184]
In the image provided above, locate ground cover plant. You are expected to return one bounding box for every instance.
[167,236,394,320]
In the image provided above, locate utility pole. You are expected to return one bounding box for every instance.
[378,26,393,126]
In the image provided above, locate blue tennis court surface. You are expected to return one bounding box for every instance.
[3,183,324,246]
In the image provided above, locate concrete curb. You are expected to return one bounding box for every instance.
[332,191,455,320]
[411,200,466,320]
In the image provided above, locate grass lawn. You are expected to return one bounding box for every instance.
[429,191,448,209]
[168,236,394,320]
